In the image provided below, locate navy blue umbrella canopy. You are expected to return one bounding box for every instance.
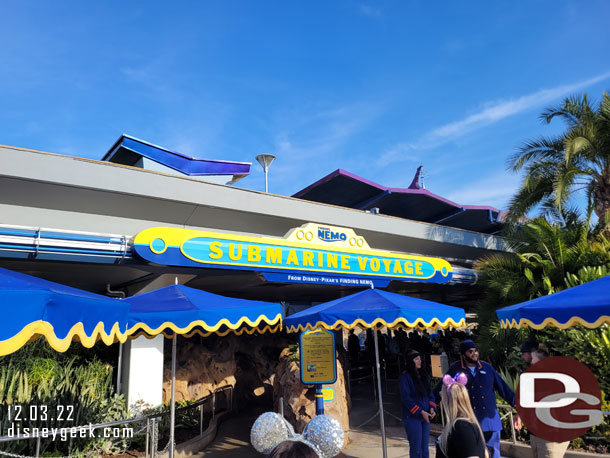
[497,276,610,329]
[284,288,466,332]
[125,284,282,338]
[0,267,128,356]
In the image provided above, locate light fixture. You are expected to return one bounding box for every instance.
[256,154,276,193]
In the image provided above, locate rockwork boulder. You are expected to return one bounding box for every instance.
[273,348,350,440]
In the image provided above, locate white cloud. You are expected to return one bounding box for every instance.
[377,142,419,166]
[445,172,521,209]
[425,71,610,144]
[379,71,610,167]
[272,102,384,160]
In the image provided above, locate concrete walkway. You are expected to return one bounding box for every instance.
[196,380,423,458]
[191,379,609,458]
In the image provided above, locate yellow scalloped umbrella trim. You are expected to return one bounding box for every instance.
[129,323,282,339]
[286,316,466,333]
[0,320,129,356]
[125,313,283,338]
[500,315,610,330]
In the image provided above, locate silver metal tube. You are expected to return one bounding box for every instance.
[151,418,156,458]
[169,335,177,458]
[117,342,123,394]
[35,435,40,458]
[279,397,284,417]
[145,418,150,458]
[212,391,216,421]
[373,331,387,458]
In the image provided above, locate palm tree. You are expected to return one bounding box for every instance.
[477,212,610,305]
[473,212,610,366]
[507,92,610,222]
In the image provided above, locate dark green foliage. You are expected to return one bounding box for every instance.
[0,340,128,456]
[475,212,610,449]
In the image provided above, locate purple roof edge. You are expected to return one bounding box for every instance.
[292,168,503,215]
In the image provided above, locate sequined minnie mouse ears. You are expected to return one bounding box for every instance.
[250,412,345,458]
[442,372,468,396]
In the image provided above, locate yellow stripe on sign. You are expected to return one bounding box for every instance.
[321,388,334,401]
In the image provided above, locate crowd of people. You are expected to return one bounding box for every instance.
[252,332,564,458]
[397,337,568,458]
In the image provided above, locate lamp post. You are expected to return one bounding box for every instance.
[256,154,276,193]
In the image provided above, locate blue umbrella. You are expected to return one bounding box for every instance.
[497,275,610,329]
[0,267,128,356]
[124,284,283,458]
[125,284,282,337]
[285,288,466,332]
[284,288,466,458]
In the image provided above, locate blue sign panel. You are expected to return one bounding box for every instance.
[263,272,390,288]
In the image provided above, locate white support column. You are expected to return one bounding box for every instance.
[121,274,196,411]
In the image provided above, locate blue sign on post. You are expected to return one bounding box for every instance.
[300,329,337,416]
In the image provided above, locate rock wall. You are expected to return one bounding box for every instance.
[161,333,290,404]
[161,334,351,442]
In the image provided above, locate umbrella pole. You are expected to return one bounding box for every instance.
[373,330,388,458]
[169,335,177,458]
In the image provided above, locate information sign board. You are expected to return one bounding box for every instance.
[299,329,337,385]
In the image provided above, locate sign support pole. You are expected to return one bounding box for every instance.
[315,384,325,415]
[373,330,388,458]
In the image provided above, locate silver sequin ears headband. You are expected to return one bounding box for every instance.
[250,412,345,458]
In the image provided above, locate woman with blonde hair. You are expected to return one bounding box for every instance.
[436,373,488,458]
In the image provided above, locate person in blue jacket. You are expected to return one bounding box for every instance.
[435,339,515,458]
[400,349,436,458]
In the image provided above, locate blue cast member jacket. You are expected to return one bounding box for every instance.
[435,360,515,432]
[399,371,436,421]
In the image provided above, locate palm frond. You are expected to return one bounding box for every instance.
[508,136,564,171]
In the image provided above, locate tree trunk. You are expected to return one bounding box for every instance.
[592,176,610,222]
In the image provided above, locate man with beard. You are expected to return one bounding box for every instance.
[435,339,516,458]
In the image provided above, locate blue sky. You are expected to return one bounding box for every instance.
[1,1,609,211]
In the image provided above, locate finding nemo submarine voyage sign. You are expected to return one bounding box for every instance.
[133,223,453,284]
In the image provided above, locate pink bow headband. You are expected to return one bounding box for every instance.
[442,372,468,396]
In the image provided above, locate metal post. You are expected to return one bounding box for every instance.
[145,418,150,458]
[315,384,325,415]
[200,404,204,436]
[212,391,216,421]
[509,410,516,444]
[151,418,156,458]
[117,342,123,394]
[347,369,351,394]
[35,435,40,458]
[373,331,388,458]
[279,396,284,417]
[169,335,177,458]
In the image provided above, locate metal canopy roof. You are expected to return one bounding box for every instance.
[102,134,251,178]
[293,168,505,234]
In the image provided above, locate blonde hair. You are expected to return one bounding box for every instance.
[439,383,488,458]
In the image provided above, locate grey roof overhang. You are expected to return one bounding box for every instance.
[0,144,508,264]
